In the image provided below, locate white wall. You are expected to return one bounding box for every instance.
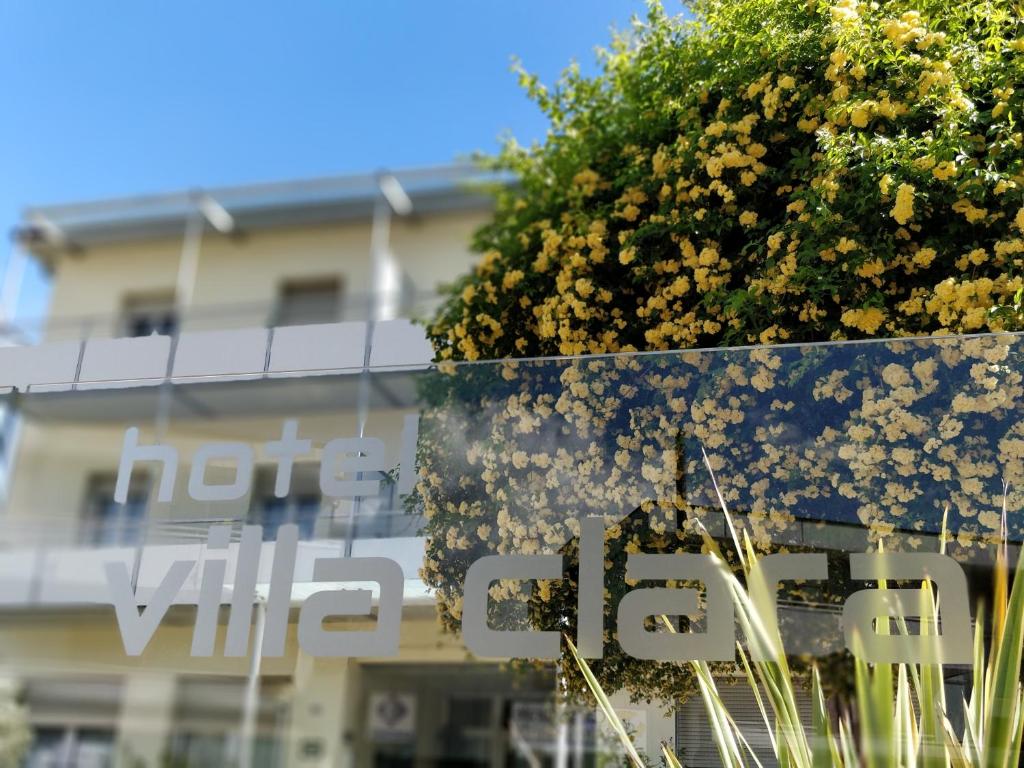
[43,209,488,339]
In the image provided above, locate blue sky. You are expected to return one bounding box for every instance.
[0,1,652,321]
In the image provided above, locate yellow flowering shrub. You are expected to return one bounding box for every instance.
[418,0,1024,705]
[431,0,1024,358]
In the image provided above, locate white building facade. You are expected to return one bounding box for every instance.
[0,166,678,768]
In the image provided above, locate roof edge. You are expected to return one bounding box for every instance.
[15,163,513,263]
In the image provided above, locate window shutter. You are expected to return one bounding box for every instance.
[675,681,813,767]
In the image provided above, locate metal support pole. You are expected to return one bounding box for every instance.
[347,174,409,555]
[0,399,17,507]
[555,708,570,768]
[131,209,205,590]
[345,195,391,555]
[0,244,27,524]
[360,193,393,431]
[238,597,267,768]
[0,245,28,338]
[174,189,234,327]
[175,210,205,323]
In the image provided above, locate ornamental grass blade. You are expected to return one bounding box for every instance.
[981,532,1024,768]
[775,721,792,768]
[1010,689,1024,765]
[852,634,895,768]
[962,694,981,767]
[850,545,896,768]
[693,519,727,566]
[917,582,946,768]
[742,530,759,575]
[965,603,986,757]
[837,718,858,768]
[943,714,971,768]
[990,495,1010,666]
[717,563,811,766]
[737,640,778,758]
[658,616,763,768]
[697,516,812,768]
[692,661,749,768]
[661,742,683,768]
[894,665,913,767]
[701,444,747,574]
[811,666,841,768]
[563,635,646,768]
[916,506,950,768]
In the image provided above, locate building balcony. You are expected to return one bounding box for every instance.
[0,313,436,614]
[0,307,435,395]
[2,289,449,347]
[0,515,431,610]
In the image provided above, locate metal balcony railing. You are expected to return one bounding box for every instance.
[0,290,447,347]
[0,309,437,395]
[0,513,430,610]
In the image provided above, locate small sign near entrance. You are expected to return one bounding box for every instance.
[368,692,416,743]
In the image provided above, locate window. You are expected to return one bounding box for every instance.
[366,470,399,515]
[273,277,342,326]
[676,683,812,767]
[165,676,287,768]
[348,471,419,539]
[319,471,423,541]
[23,678,121,768]
[248,463,321,541]
[81,472,149,545]
[120,291,177,338]
[25,726,116,768]
[361,665,571,768]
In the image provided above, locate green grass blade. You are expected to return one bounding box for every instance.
[700,444,748,575]
[737,641,778,757]
[894,664,914,767]
[967,603,986,756]
[852,633,895,768]
[715,558,811,765]
[659,616,762,768]
[962,695,982,766]
[811,666,840,768]
[662,742,684,768]
[837,718,858,768]
[981,540,1024,768]
[693,663,748,768]
[564,635,647,768]
[943,714,972,768]
[918,583,947,768]
[1010,690,1024,766]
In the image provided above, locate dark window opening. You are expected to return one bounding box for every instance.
[121,291,178,338]
[248,463,322,541]
[273,277,342,326]
[82,471,149,546]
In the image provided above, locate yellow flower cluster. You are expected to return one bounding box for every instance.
[431,0,1024,366]
[841,306,886,334]
[891,183,915,225]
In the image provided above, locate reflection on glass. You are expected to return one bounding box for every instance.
[0,334,1019,767]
